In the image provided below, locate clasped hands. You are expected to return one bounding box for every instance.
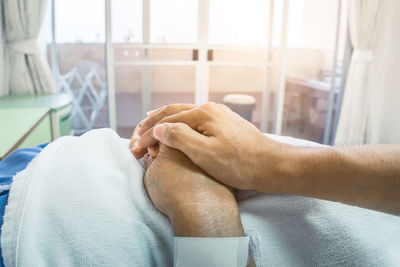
[129,108,245,238]
[129,102,295,238]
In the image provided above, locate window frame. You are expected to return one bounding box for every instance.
[49,0,349,144]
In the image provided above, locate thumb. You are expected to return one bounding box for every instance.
[153,122,209,158]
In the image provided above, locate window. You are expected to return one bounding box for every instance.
[112,0,143,43]
[55,0,105,43]
[209,0,270,46]
[281,0,348,143]
[150,0,198,43]
[53,0,108,134]
[47,0,348,142]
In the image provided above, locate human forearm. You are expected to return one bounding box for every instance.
[169,189,245,237]
[169,192,255,266]
[134,102,397,216]
[143,141,254,265]
[258,142,400,215]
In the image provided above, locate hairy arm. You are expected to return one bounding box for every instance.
[143,145,255,266]
[133,103,400,215]
[170,201,256,267]
[264,143,400,215]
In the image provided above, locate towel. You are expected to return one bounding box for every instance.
[0,144,48,267]
[240,135,400,266]
[2,129,173,266]
[1,129,400,266]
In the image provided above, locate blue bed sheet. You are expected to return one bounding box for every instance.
[0,144,47,266]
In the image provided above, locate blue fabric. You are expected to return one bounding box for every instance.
[0,144,47,267]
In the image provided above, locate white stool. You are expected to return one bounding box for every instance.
[223,94,256,122]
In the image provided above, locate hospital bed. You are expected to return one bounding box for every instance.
[0,130,399,267]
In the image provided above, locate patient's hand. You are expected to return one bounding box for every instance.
[131,121,159,158]
[143,144,245,237]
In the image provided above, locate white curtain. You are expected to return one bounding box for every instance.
[3,0,55,95]
[374,0,400,143]
[335,0,381,145]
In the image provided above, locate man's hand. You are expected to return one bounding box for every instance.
[132,102,296,191]
[143,143,245,237]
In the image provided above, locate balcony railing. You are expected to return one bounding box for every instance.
[58,67,108,135]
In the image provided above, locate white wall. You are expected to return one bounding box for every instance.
[374,0,400,143]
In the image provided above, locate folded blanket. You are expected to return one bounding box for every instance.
[1,129,399,267]
[2,129,173,267]
[0,144,47,267]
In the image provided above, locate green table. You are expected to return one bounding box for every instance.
[0,94,71,111]
[0,107,51,159]
[0,93,72,145]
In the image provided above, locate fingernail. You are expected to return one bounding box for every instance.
[134,140,141,148]
[130,146,138,157]
[131,146,143,160]
[132,135,140,143]
[153,124,166,142]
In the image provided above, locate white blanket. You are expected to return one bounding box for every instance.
[2,129,400,266]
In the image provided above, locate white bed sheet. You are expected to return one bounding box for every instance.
[1,129,399,267]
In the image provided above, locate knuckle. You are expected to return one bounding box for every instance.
[161,104,182,116]
[218,103,229,110]
[158,106,169,118]
[159,116,169,124]
[166,124,182,142]
[202,101,216,110]
[167,123,191,144]
[142,120,153,130]
[198,102,218,119]
[163,105,174,114]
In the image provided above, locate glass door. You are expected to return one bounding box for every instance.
[51,0,108,135]
[206,0,274,130]
[46,0,348,142]
[280,0,348,143]
[111,0,199,138]
[111,0,277,137]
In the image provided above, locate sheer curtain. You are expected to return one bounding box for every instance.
[374,0,400,143]
[3,0,55,95]
[335,0,381,145]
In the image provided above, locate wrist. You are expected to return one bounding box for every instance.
[284,146,350,198]
[259,143,333,196]
[170,195,244,237]
[255,135,309,194]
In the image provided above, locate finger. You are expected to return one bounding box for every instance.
[138,104,196,136]
[129,119,146,149]
[147,107,161,117]
[131,146,148,159]
[138,107,206,148]
[151,122,209,161]
[129,135,140,151]
[148,144,159,158]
